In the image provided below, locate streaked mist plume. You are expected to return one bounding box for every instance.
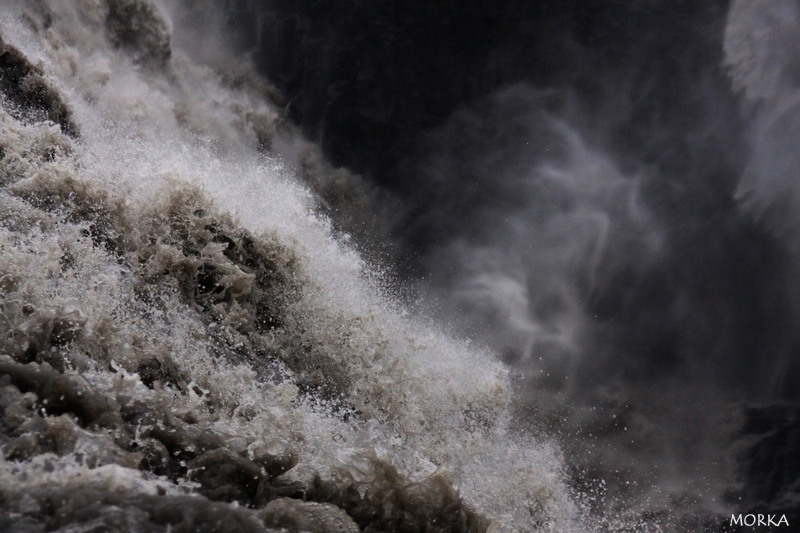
[1,0,799,531]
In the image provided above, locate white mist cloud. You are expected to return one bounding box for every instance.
[726,0,800,248]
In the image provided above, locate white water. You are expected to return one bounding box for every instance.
[3,0,790,531]
[0,1,589,531]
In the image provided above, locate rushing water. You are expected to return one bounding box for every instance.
[0,1,797,532]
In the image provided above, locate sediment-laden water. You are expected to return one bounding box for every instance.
[0,1,798,532]
[0,1,586,531]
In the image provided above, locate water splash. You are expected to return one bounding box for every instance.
[0,1,586,531]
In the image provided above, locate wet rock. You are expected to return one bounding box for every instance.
[260,498,359,533]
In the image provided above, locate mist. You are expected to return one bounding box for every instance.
[1,0,799,530]
[201,0,800,525]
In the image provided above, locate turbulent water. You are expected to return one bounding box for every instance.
[0,1,583,532]
[0,1,798,532]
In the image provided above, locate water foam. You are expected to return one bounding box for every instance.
[0,1,586,531]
